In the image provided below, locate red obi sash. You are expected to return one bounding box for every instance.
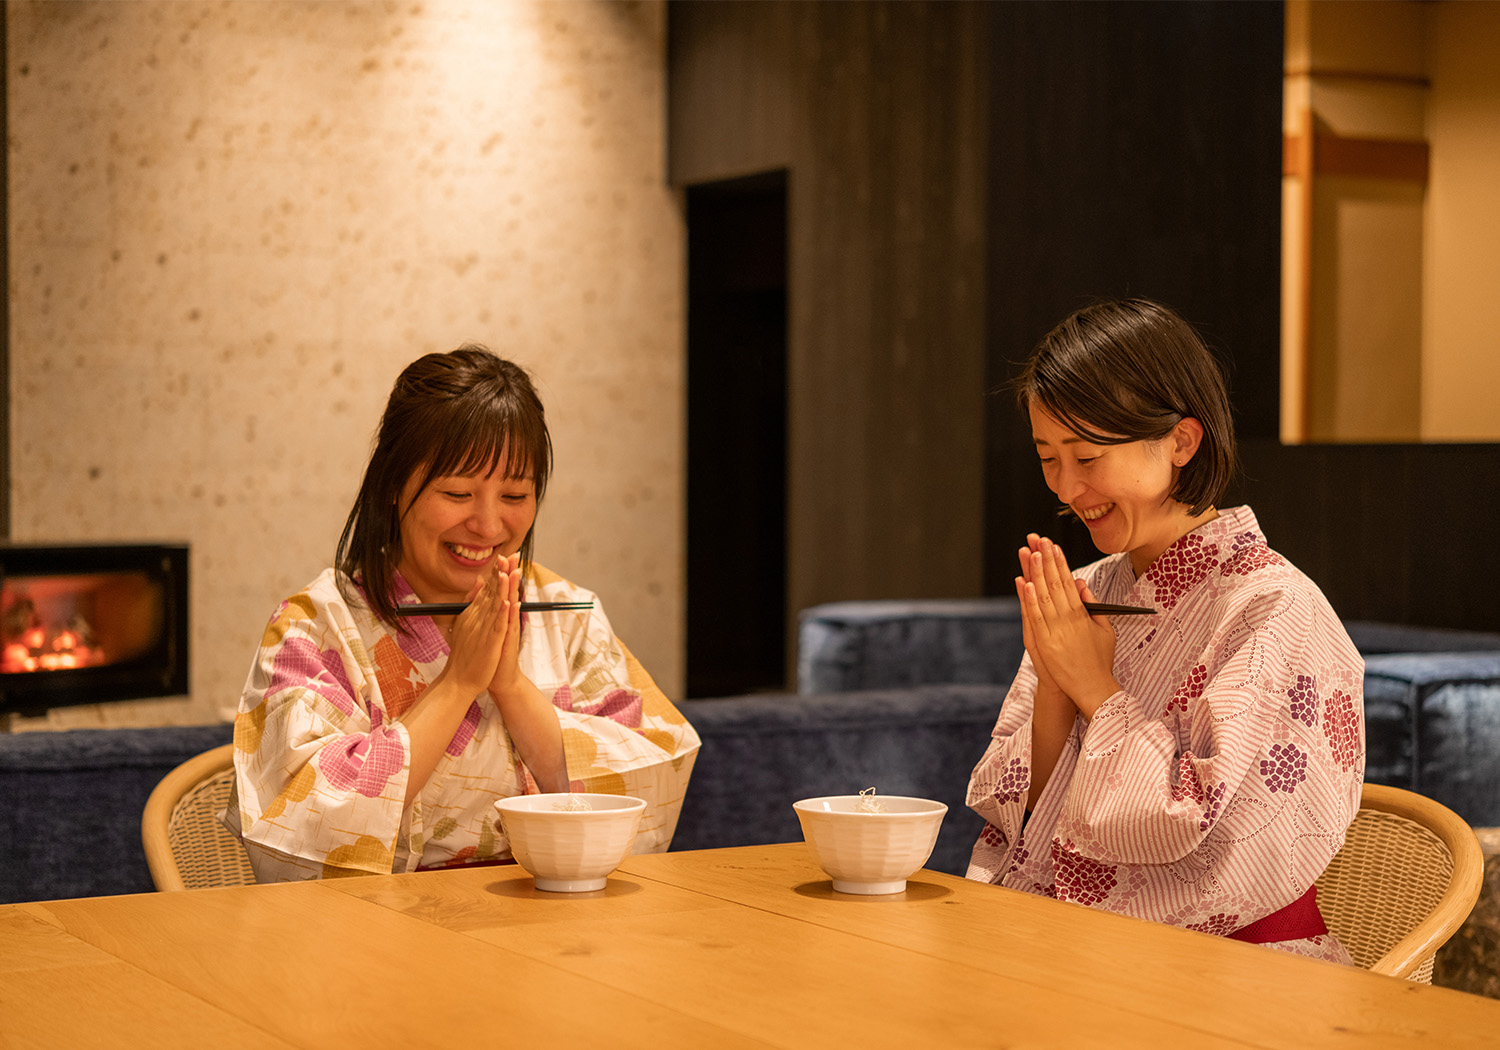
[1227,885,1329,944]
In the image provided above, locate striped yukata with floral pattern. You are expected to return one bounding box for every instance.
[966,506,1365,963]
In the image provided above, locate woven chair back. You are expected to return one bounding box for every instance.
[167,765,257,890]
[143,743,257,891]
[1314,784,1481,984]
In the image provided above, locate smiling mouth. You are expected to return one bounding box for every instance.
[446,542,494,562]
[1078,503,1114,522]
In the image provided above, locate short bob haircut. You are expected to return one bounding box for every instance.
[1014,298,1237,517]
[336,345,553,627]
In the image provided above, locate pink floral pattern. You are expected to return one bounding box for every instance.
[1144,534,1218,609]
[316,726,406,797]
[1165,664,1208,715]
[1323,690,1360,772]
[267,637,357,716]
[1186,913,1241,937]
[1052,842,1119,906]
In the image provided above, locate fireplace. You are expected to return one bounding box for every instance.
[0,544,189,717]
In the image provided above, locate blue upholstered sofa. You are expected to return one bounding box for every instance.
[5,599,1500,905]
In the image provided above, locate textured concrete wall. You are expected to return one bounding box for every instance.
[7,0,683,727]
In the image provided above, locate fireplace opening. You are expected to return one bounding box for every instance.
[0,545,188,717]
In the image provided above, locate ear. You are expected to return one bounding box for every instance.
[1169,417,1205,468]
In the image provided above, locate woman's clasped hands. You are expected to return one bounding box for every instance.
[1015,534,1121,718]
[443,552,525,699]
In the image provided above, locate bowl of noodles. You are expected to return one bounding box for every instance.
[494,792,647,892]
[792,790,948,895]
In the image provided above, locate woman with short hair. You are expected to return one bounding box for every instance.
[967,299,1364,963]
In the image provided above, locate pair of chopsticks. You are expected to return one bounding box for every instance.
[394,601,593,616]
[1082,602,1156,616]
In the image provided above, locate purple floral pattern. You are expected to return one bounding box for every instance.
[1287,674,1318,726]
[1260,742,1308,793]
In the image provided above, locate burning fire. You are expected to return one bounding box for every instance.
[2,621,106,673]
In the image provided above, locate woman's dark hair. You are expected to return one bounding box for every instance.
[336,345,553,627]
[1014,298,1237,516]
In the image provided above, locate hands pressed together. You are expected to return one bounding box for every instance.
[1015,534,1121,720]
[444,553,527,700]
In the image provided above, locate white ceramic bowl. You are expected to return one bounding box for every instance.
[792,795,948,894]
[493,793,647,892]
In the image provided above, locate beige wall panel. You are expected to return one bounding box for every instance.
[1422,0,1500,442]
[7,0,684,728]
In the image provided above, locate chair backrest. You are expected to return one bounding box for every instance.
[141,743,257,892]
[1315,781,1483,982]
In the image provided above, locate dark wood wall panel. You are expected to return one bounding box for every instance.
[671,0,1500,646]
[670,1,989,679]
[984,0,1285,591]
[982,0,1500,633]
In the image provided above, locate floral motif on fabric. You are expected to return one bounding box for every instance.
[445,701,481,757]
[549,682,644,729]
[316,726,406,798]
[1052,842,1118,907]
[1170,754,1206,803]
[1323,689,1360,771]
[1286,674,1318,726]
[1260,742,1308,793]
[980,823,1007,849]
[1165,664,1208,715]
[1221,544,1284,578]
[1186,913,1242,937]
[372,635,425,720]
[993,757,1028,805]
[1003,844,1030,878]
[268,636,357,716]
[1144,534,1219,609]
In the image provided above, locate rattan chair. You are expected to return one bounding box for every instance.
[141,743,257,891]
[1315,781,1484,982]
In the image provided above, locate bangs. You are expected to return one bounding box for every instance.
[417,390,551,492]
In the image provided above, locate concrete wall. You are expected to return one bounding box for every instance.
[6,0,684,727]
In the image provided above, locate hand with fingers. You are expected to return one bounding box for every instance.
[486,552,531,698]
[444,558,512,698]
[1015,534,1120,718]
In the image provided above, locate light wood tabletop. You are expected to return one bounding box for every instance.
[4,842,1499,1049]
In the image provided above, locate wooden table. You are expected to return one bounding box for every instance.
[5,843,1499,1048]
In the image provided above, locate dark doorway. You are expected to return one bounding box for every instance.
[685,171,788,698]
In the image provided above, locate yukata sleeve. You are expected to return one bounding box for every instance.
[229,592,412,882]
[1059,585,1358,879]
[964,657,1042,880]
[531,594,701,854]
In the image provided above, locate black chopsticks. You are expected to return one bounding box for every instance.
[1082,602,1156,616]
[393,601,594,616]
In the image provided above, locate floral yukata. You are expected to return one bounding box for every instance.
[966,507,1364,963]
[224,563,700,882]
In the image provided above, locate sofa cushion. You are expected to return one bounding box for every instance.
[0,723,234,904]
[675,684,1004,876]
[1363,652,1500,827]
[797,599,1024,694]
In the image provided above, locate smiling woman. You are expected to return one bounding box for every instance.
[967,298,1367,967]
[222,347,700,883]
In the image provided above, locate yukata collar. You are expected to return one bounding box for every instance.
[385,569,451,663]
